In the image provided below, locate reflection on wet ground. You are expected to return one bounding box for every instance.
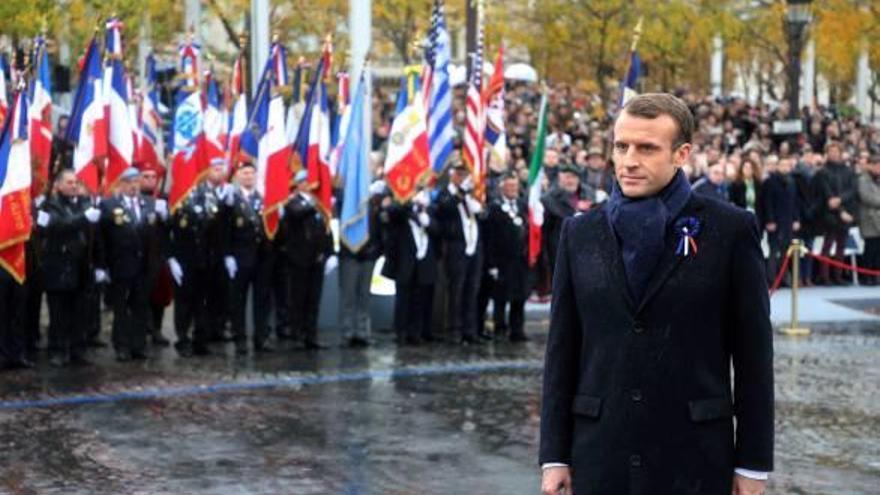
[1,317,878,494]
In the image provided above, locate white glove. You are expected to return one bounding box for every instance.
[36,210,50,227]
[224,256,238,279]
[461,176,474,192]
[324,255,338,275]
[465,195,483,214]
[369,180,387,196]
[84,206,101,224]
[155,199,168,221]
[34,195,46,208]
[94,269,110,284]
[418,211,430,227]
[222,184,235,207]
[488,268,499,280]
[168,257,184,286]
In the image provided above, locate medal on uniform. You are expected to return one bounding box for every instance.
[513,216,523,227]
[236,216,244,228]
[147,212,156,225]
[675,217,701,257]
[194,205,203,214]
[180,216,189,228]
[501,203,510,213]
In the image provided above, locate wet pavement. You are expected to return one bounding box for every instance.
[1,312,879,494]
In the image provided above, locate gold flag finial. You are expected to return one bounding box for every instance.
[630,16,644,52]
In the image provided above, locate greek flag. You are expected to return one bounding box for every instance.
[426,0,454,174]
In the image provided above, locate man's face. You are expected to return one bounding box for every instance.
[778,158,793,174]
[450,168,468,187]
[500,177,519,200]
[544,149,559,168]
[141,171,159,193]
[707,164,725,185]
[208,164,227,185]
[57,117,69,137]
[559,171,580,193]
[612,111,691,198]
[56,172,79,197]
[588,154,605,171]
[237,166,256,189]
[827,146,842,162]
[119,178,140,197]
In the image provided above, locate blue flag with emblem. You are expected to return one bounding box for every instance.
[338,69,370,252]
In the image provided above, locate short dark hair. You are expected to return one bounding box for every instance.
[621,93,694,149]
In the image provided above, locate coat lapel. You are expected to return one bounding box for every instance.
[637,195,706,313]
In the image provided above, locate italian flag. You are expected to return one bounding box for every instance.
[527,93,548,267]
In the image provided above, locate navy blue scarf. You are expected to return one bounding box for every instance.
[606,169,692,303]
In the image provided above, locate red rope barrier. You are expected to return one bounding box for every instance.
[806,253,880,277]
[768,252,793,297]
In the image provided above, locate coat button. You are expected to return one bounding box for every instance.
[629,454,642,467]
[633,321,645,334]
[631,389,643,402]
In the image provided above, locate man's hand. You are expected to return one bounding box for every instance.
[732,474,766,495]
[828,196,842,209]
[765,222,777,233]
[793,221,801,232]
[541,466,572,495]
[840,211,854,224]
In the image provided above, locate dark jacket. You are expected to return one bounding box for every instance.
[168,185,226,271]
[692,179,730,203]
[792,163,819,236]
[541,185,593,270]
[99,194,162,282]
[435,186,484,258]
[540,195,774,494]
[283,192,333,267]
[812,161,858,232]
[486,196,531,301]
[39,195,92,292]
[760,172,800,237]
[379,202,440,284]
[729,179,763,221]
[223,188,270,269]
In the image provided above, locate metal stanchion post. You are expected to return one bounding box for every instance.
[781,239,811,336]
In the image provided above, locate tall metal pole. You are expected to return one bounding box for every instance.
[349,0,372,151]
[465,0,477,80]
[250,0,270,98]
[710,35,723,98]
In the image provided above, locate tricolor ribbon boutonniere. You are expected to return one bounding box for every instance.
[674,216,701,257]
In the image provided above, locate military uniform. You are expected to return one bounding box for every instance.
[224,187,272,353]
[38,194,94,364]
[167,185,224,356]
[486,195,532,341]
[99,193,162,360]
[283,192,333,348]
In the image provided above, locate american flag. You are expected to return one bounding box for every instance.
[462,0,486,201]
[424,0,455,174]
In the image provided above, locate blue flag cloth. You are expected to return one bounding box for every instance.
[339,71,371,253]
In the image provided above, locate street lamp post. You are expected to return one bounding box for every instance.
[784,0,813,119]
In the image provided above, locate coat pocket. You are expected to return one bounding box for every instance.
[688,397,733,422]
[571,395,603,418]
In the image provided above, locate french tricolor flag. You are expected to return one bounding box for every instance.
[294,42,333,217]
[0,89,33,283]
[137,53,165,179]
[102,18,135,194]
[201,71,225,168]
[241,53,291,239]
[169,39,205,213]
[65,37,106,194]
[226,54,247,173]
[29,37,53,197]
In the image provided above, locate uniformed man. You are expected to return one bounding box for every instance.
[380,188,441,346]
[203,159,234,342]
[284,171,333,350]
[224,163,273,355]
[98,167,166,362]
[0,260,32,370]
[167,176,230,357]
[138,167,171,347]
[435,163,485,345]
[23,194,46,352]
[36,170,101,367]
[486,172,531,342]
[541,163,596,278]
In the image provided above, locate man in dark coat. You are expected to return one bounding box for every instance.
[284,171,334,349]
[435,164,485,345]
[811,142,858,285]
[98,167,165,362]
[541,94,773,495]
[541,164,595,279]
[486,173,531,342]
[380,189,441,345]
[223,163,273,355]
[166,179,227,357]
[760,157,800,286]
[37,170,101,367]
